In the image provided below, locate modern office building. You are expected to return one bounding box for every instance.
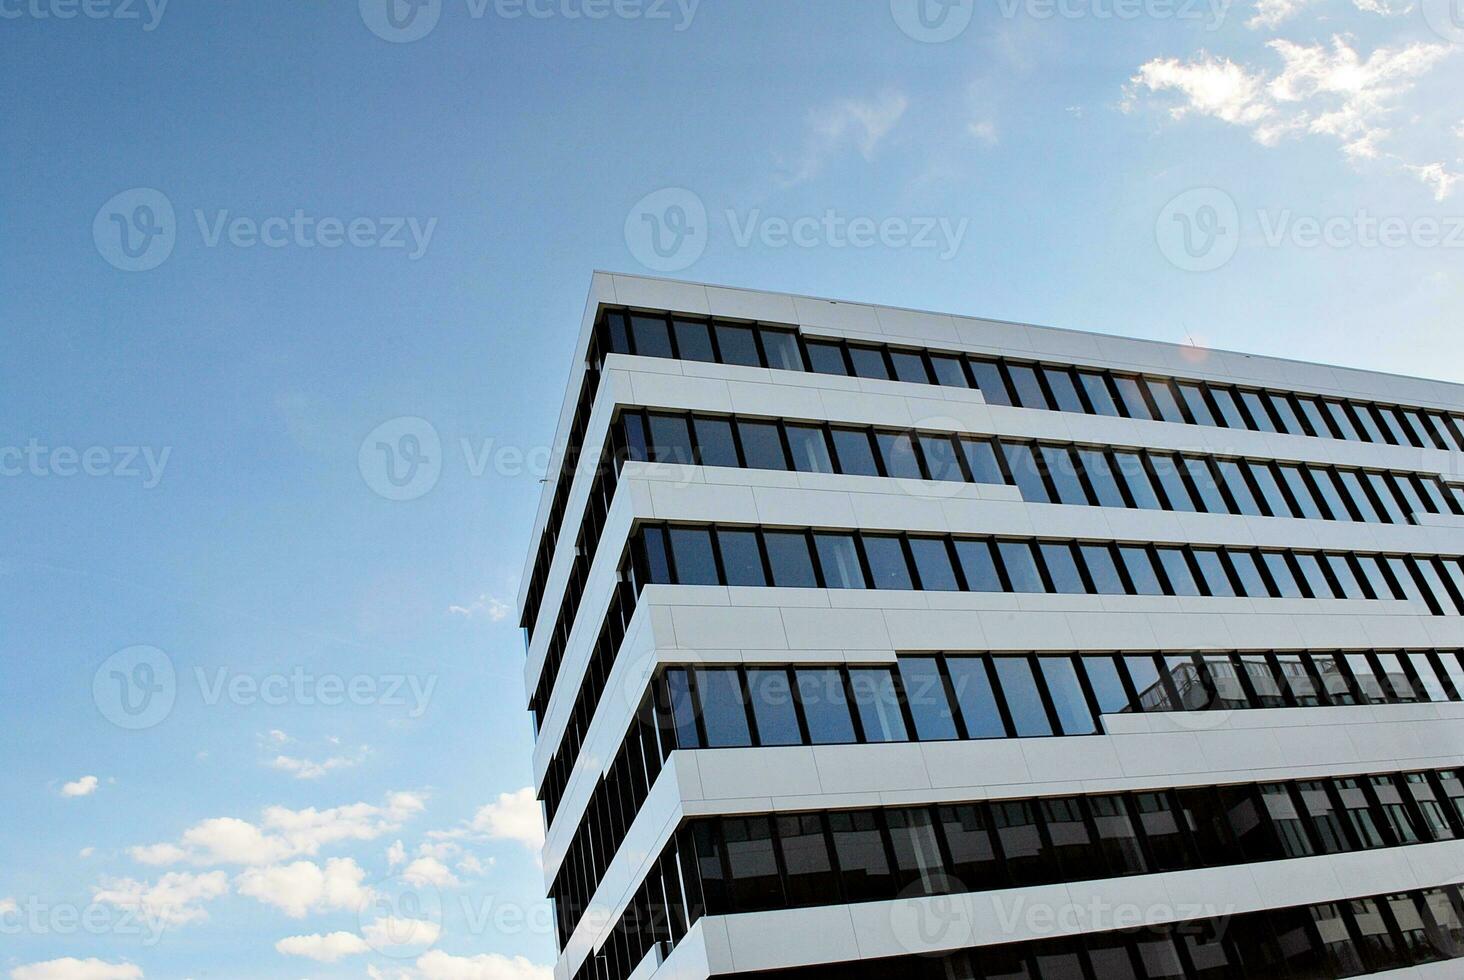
[519,272,1464,980]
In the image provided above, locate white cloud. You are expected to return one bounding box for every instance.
[1247,0,1413,28]
[448,594,511,621]
[1128,36,1456,192]
[363,916,442,949]
[10,960,142,980]
[1404,162,1464,201]
[388,839,407,867]
[376,951,551,980]
[775,91,908,187]
[131,792,425,867]
[403,856,459,888]
[274,931,370,962]
[269,752,363,780]
[61,776,99,798]
[465,788,543,852]
[968,120,999,145]
[79,847,95,858]
[266,729,291,744]
[91,871,229,927]
[235,857,371,918]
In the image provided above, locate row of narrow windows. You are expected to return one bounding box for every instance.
[548,649,1464,947]
[529,395,1464,733]
[716,883,1464,979]
[538,514,1464,828]
[570,764,1464,980]
[636,522,1464,610]
[620,408,1464,524]
[522,305,1464,645]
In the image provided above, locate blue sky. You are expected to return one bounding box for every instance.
[1,0,1461,977]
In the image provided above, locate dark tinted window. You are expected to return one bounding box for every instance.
[849,668,908,742]
[1120,546,1164,595]
[954,539,1003,592]
[669,527,718,584]
[875,431,923,479]
[1040,445,1089,505]
[776,814,836,907]
[862,535,913,590]
[1249,462,1294,518]
[1157,547,1200,596]
[960,437,1006,485]
[697,668,753,747]
[1006,363,1051,410]
[804,340,848,375]
[722,816,782,910]
[1177,383,1216,425]
[1078,372,1119,416]
[1112,375,1153,420]
[747,669,801,746]
[760,329,803,371]
[968,359,1011,405]
[796,669,856,743]
[1077,449,1126,508]
[946,659,1006,738]
[814,533,866,588]
[1215,459,1261,515]
[738,420,788,470]
[693,416,739,467]
[648,413,694,464]
[994,658,1053,737]
[1001,443,1052,503]
[917,433,964,482]
[888,349,930,384]
[1149,454,1197,511]
[928,354,969,387]
[1040,657,1095,734]
[909,537,959,590]
[1192,549,1235,597]
[1239,390,1276,431]
[1042,367,1086,413]
[764,531,818,588]
[1081,544,1125,595]
[785,424,833,474]
[1113,450,1161,509]
[1210,386,1249,428]
[714,323,761,366]
[672,319,715,361]
[1146,379,1186,423]
[1083,656,1129,713]
[828,811,894,902]
[847,345,890,379]
[1040,542,1085,594]
[999,541,1046,593]
[629,315,673,357]
[829,428,879,477]
[717,529,766,586]
[898,657,958,740]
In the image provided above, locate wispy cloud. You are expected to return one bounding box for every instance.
[91,871,229,927]
[448,594,511,621]
[129,792,425,867]
[1126,36,1458,196]
[11,959,143,980]
[774,91,909,187]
